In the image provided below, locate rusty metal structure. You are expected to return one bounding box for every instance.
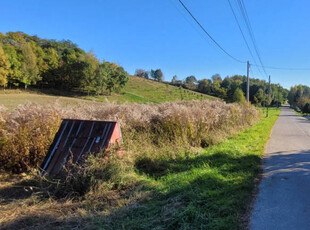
[41,119,122,176]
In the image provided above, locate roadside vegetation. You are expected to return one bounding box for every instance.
[0,30,284,229]
[288,84,310,114]
[0,101,273,229]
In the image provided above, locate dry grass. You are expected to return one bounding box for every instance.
[0,91,98,110]
[0,100,258,172]
[0,100,260,229]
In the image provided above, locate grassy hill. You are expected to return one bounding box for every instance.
[0,76,218,109]
[87,76,218,103]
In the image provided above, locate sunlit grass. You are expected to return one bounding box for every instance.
[96,108,280,229]
[0,76,217,110]
[87,75,218,103]
[0,105,278,229]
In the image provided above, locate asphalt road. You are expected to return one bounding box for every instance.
[250,107,310,230]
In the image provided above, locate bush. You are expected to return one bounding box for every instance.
[297,96,310,113]
[0,103,61,173]
[39,146,128,199]
[302,103,310,113]
[0,100,259,173]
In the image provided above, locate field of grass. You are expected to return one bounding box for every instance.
[0,76,217,110]
[0,90,100,110]
[0,107,280,229]
[103,76,217,103]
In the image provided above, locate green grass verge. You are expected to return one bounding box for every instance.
[95,108,281,230]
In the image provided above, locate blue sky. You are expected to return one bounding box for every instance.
[1,0,310,89]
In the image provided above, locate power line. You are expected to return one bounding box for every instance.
[227,0,264,77]
[176,1,310,74]
[251,64,310,71]
[178,0,246,63]
[168,0,208,42]
[236,0,268,77]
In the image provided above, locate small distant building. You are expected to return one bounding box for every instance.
[41,119,122,176]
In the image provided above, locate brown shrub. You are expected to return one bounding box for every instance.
[0,103,62,173]
[0,100,259,173]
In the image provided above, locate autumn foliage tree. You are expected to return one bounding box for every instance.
[0,44,10,87]
[0,31,129,94]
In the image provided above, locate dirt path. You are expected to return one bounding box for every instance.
[250,107,310,229]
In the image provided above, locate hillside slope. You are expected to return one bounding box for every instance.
[0,76,218,109]
[89,76,218,103]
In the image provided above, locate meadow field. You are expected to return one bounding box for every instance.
[0,76,217,110]
[0,93,280,229]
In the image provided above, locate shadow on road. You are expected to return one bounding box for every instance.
[263,150,310,178]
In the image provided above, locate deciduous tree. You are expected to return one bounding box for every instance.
[0,45,10,87]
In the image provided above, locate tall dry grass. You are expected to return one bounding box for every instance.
[0,100,260,228]
[0,100,259,173]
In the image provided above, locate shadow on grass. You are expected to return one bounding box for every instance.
[2,151,262,229]
[93,153,262,229]
[1,214,89,230]
[135,152,261,179]
[0,178,41,205]
[5,150,310,229]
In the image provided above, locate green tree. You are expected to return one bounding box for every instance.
[81,51,100,95]
[104,62,128,94]
[211,74,222,84]
[154,69,163,82]
[253,88,266,106]
[185,75,197,89]
[171,75,178,83]
[94,63,108,95]
[20,42,40,89]
[135,69,148,79]
[197,79,212,94]
[0,45,10,87]
[2,44,22,86]
[233,88,246,104]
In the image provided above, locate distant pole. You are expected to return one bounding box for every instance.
[277,85,280,108]
[267,75,271,117]
[246,61,250,104]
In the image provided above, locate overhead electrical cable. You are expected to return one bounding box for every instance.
[236,0,268,77]
[227,0,264,77]
[251,64,310,71]
[178,0,246,63]
[168,0,209,42]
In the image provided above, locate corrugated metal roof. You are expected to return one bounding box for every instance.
[41,119,122,176]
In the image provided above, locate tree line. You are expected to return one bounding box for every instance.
[177,74,288,105]
[135,68,288,105]
[0,31,128,94]
[135,68,164,82]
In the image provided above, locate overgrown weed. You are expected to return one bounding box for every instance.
[0,100,263,229]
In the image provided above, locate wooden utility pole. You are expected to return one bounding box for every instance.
[277,85,280,108]
[246,61,250,104]
[267,75,271,117]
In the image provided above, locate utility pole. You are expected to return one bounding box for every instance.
[267,75,271,117]
[246,61,250,104]
[277,85,280,108]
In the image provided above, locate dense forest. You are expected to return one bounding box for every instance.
[135,69,289,105]
[0,31,128,95]
[288,85,310,113]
